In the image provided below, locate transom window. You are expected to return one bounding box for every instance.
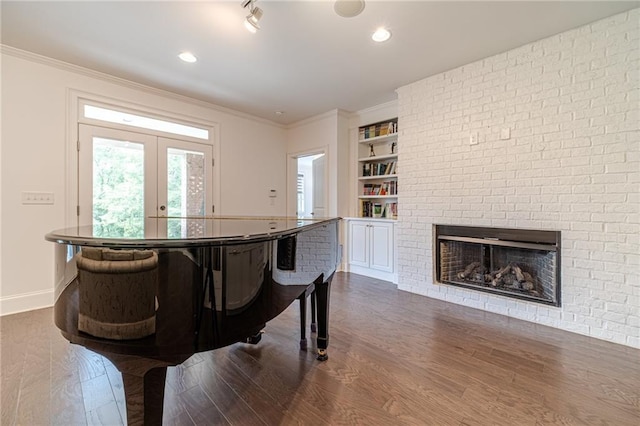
[83,104,209,140]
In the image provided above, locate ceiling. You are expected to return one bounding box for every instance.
[1,1,638,125]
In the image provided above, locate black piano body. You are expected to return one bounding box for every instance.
[46,216,341,426]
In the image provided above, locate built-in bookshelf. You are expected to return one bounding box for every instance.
[357,118,398,219]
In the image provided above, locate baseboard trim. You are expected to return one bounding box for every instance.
[0,290,54,316]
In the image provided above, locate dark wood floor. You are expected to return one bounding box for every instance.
[1,272,639,425]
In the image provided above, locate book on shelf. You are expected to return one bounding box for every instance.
[359,200,398,219]
[383,202,398,219]
[384,161,394,175]
[362,181,397,196]
[362,161,396,177]
[359,119,398,141]
[381,182,388,195]
[373,203,383,218]
[360,200,372,217]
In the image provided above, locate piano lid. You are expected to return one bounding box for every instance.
[45,216,341,248]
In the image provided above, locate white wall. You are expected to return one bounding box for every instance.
[286,109,351,217]
[0,48,287,314]
[397,10,639,347]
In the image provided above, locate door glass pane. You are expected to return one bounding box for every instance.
[167,148,206,238]
[92,138,144,238]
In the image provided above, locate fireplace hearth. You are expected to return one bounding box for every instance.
[435,225,561,307]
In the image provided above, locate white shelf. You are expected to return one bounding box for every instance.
[345,216,397,222]
[358,132,398,144]
[358,153,397,162]
[359,174,398,180]
[358,195,398,199]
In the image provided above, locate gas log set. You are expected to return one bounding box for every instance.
[456,262,540,295]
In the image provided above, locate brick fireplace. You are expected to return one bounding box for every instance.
[395,9,639,348]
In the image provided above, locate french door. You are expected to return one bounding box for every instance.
[78,124,213,238]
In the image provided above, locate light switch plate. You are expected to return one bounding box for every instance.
[469,132,479,145]
[22,191,54,205]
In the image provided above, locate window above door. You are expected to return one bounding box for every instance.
[81,101,209,140]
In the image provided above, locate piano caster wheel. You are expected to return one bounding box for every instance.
[316,349,328,361]
[244,331,263,345]
[310,323,317,333]
[300,339,307,350]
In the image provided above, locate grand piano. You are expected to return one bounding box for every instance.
[46,216,341,425]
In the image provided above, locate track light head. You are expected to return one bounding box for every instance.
[242,0,263,33]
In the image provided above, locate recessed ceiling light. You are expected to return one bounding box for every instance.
[372,27,391,43]
[334,0,365,18]
[178,52,197,63]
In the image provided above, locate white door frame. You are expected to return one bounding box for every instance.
[286,147,328,218]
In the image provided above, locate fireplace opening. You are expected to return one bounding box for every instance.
[434,225,561,307]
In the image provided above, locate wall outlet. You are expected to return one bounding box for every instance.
[22,191,54,205]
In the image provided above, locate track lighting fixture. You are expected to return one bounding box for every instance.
[241,0,263,33]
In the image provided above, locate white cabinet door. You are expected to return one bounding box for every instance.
[369,222,394,273]
[348,219,395,277]
[349,221,370,268]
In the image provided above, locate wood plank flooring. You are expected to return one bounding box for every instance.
[1,272,639,425]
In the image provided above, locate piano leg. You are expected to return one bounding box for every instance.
[314,273,333,361]
[310,291,317,333]
[90,350,182,426]
[121,367,167,426]
[299,294,308,350]
[244,328,265,345]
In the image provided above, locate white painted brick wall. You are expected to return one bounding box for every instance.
[271,222,339,285]
[396,9,640,348]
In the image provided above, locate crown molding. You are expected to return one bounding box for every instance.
[286,108,356,130]
[356,99,397,117]
[1,44,285,129]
